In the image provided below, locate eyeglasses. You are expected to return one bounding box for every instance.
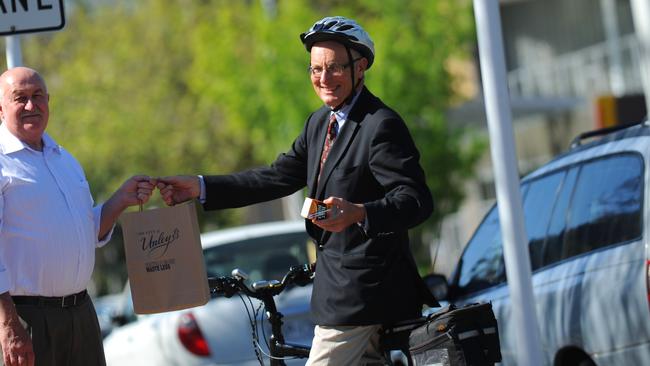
[308,57,363,77]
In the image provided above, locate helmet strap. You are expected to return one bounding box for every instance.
[332,46,362,111]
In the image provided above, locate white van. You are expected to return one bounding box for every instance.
[430,122,650,365]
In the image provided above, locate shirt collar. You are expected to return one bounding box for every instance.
[331,87,363,122]
[0,123,61,154]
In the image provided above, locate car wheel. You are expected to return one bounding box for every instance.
[577,359,596,366]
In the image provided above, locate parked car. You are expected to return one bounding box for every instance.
[94,289,130,338]
[428,121,650,365]
[103,220,315,366]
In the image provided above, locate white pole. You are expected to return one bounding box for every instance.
[5,35,23,68]
[472,1,543,366]
[600,0,625,95]
[631,0,650,117]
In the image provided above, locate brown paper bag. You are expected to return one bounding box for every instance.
[120,201,210,314]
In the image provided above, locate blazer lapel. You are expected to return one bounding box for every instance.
[316,118,360,199]
[308,111,330,199]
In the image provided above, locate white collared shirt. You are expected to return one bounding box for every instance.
[0,123,109,296]
[330,87,363,130]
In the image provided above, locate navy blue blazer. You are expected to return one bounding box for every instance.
[203,86,436,325]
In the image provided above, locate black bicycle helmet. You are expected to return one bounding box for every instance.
[300,16,375,69]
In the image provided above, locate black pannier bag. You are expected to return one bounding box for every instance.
[382,302,502,366]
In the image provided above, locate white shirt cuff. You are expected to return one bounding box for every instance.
[0,268,11,295]
[94,203,114,247]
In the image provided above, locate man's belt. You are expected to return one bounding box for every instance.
[11,290,88,308]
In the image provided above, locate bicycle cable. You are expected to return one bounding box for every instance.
[237,293,265,365]
[253,296,298,362]
[254,340,299,361]
[260,310,269,347]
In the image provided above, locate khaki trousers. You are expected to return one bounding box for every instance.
[306,324,386,366]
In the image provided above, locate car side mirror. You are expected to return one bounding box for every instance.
[422,273,449,301]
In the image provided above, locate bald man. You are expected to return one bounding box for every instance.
[0,67,155,366]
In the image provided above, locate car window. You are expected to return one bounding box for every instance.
[560,154,643,259]
[542,167,578,266]
[202,232,310,282]
[454,153,644,296]
[455,171,561,295]
[456,206,505,295]
[523,171,564,271]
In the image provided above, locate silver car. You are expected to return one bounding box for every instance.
[430,121,650,365]
[103,221,314,365]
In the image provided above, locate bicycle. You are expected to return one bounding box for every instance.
[208,263,413,366]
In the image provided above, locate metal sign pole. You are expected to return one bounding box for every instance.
[472,1,543,365]
[5,35,23,68]
[1,0,65,69]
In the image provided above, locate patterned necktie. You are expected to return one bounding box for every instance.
[318,113,339,183]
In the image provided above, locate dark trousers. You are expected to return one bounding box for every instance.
[8,295,106,366]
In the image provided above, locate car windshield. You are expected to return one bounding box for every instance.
[203,232,311,282]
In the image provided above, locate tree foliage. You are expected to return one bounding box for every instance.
[4,0,483,293]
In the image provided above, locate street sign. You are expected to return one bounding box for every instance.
[1,0,65,36]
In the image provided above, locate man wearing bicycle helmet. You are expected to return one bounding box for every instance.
[158,16,437,365]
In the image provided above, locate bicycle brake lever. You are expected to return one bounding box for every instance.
[208,276,236,297]
[290,264,314,287]
[207,277,221,291]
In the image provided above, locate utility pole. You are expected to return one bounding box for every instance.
[472,1,544,365]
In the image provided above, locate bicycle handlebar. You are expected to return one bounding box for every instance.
[208,263,315,300]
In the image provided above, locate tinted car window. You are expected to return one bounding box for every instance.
[203,232,310,282]
[542,167,578,266]
[454,153,643,296]
[561,154,643,259]
[456,173,566,295]
[523,171,564,270]
[456,206,505,295]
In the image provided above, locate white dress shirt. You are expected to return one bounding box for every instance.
[330,87,362,131]
[0,123,110,296]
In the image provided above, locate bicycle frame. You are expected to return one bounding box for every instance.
[258,284,310,365]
